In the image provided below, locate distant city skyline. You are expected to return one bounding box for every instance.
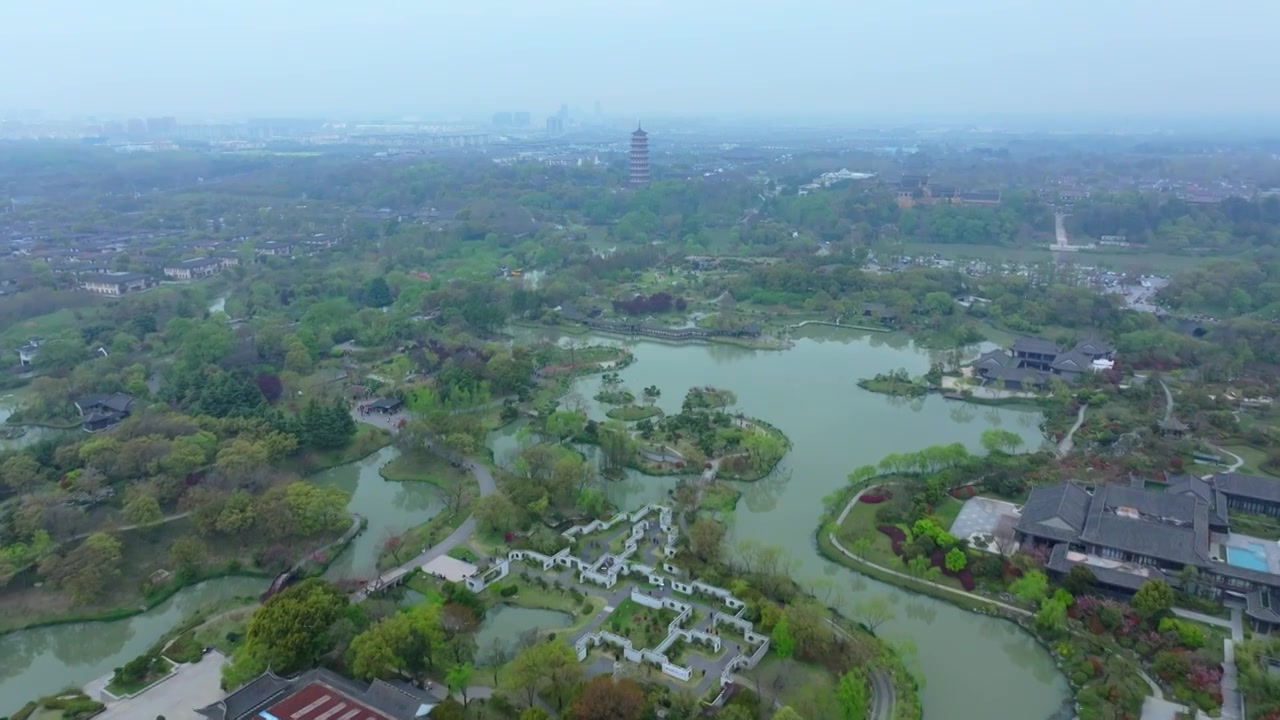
[3,1,1279,120]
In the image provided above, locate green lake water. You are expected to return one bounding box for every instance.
[0,325,1069,719]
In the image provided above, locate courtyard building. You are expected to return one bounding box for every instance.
[198,667,439,720]
[1017,474,1280,631]
[163,257,222,279]
[81,271,157,296]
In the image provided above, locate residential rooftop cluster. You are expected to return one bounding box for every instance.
[1018,472,1280,632]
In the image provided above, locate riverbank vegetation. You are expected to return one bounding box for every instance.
[857,367,936,398]
[825,438,1233,719]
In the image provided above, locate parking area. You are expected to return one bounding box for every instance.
[92,650,227,720]
[949,497,1022,554]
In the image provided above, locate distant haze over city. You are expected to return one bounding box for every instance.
[3,0,1280,121]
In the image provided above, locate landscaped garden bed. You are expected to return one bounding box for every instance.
[860,488,893,503]
[594,389,636,405]
[605,596,678,648]
[605,404,663,421]
[106,654,175,696]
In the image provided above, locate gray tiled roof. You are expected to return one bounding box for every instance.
[1046,543,1164,591]
[1215,472,1280,504]
[1016,482,1091,543]
[1051,350,1092,373]
[1165,473,1230,528]
[974,350,1013,369]
[1081,484,1209,567]
[1011,337,1059,356]
[197,671,292,720]
[1074,336,1114,357]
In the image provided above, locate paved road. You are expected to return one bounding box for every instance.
[869,667,895,720]
[90,651,228,720]
[350,409,496,602]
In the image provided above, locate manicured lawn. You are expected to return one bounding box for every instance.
[603,596,676,649]
[1224,444,1279,477]
[700,481,741,514]
[838,500,901,568]
[298,424,392,473]
[447,545,480,563]
[605,405,663,421]
[836,493,968,592]
[192,606,255,654]
[0,307,86,346]
[931,496,964,530]
[492,579,602,631]
[379,451,469,489]
[1230,511,1280,540]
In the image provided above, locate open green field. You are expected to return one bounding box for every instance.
[1223,444,1278,477]
[378,450,469,489]
[836,493,967,592]
[0,308,85,347]
[297,423,392,473]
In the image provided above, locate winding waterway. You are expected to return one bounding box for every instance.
[312,445,444,580]
[0,325,1070,718]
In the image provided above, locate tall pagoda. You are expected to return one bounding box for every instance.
[629,124,650,187]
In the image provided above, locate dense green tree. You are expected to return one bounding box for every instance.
[364,276,393,308]
[836,671,868,720]
[242,578,349,673]
[38,532,123,604]
[1062,565,1097,596]
[1133,579,1175,625]
[568,676,646,720]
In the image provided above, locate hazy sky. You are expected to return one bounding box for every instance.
[2,0,1277,120]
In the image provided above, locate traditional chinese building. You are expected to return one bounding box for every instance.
[629,125,650,186]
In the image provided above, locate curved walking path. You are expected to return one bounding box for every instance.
[350,410,496,602]
[1160,379,1175,426]
[1055,403,1088,458]
[70,511,191,541]
[1209,445,1244,474]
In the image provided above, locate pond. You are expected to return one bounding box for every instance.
[0,577,264,715]
[0,388,75,450]
[474,605,574,665]
[0,324,1070,719]
[311,445,445,581]
[503,324,1070,720]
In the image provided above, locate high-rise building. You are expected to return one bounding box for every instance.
[546,117,564,136]
[629,124,650,187]
[146,116,177,136]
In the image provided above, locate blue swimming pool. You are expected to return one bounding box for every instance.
[1227,542,1270,572]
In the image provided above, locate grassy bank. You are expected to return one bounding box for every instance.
[297,423,393,473]
[605,404,663,421]
[376,478,479,571]
[378,450,469,489]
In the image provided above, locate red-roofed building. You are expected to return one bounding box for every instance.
[264,681,394,720]
[198,668,438,720]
